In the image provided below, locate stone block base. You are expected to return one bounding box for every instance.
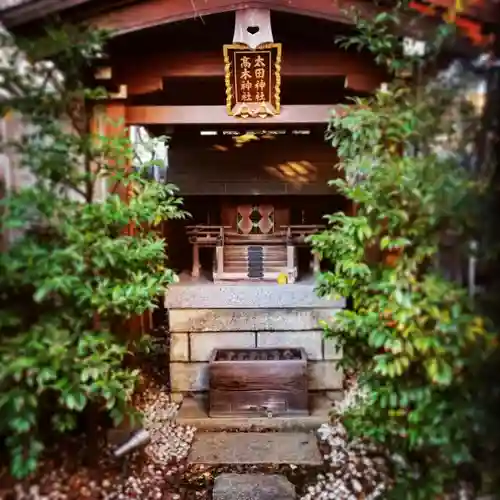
[167,283,344,395]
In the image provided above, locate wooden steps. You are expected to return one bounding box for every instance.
[223,245,287,276]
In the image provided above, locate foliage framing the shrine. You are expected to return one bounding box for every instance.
[0,27,185,478]
[310,4,495,499]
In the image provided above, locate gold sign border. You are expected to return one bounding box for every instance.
[223,42,282,117]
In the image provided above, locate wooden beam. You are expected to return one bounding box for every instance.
[89,0,489,49]
[125,77,164,95]
[1,0,492,50]
[92,0,370,35]
[112,49,385,81]
[0,0,92,27]
[345,73,384,92]
[126,105,338,125]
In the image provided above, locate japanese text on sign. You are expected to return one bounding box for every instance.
[234,51,272,104]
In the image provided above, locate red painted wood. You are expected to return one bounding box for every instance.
[2,0,494,49]
[89,0,493,47]
[115,49,382,78]
[96,103,149,338]
[125,104,343,125]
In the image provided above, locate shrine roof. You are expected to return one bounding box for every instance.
[0,0,496,49]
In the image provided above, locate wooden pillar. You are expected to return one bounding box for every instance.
[215,246,224,276]
[94,102,143,338]
[287,244,296,284]
[311,251,321,274]
[101,103,132,206]
[192,243,200,278]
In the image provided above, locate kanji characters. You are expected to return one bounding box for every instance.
[236,51,270,104]
[254,67,265,79]
[240,68,251,80]
[254,55,265,67]
[240,55,251,69]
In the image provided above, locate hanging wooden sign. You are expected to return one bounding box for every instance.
[223,43,282,118]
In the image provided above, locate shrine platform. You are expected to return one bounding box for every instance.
[165,278,345,399]
[165,273,344,310]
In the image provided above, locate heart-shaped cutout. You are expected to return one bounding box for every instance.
[247,25,260,35]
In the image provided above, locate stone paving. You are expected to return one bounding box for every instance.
[188,431,322,466]
[213,473,296,500]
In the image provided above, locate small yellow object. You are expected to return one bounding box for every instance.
[277,272,288,285]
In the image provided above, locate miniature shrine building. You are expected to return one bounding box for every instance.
[99,9,386,284]
[1,0,495,405]
[2,0,493,284]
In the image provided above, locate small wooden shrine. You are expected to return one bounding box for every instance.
[1,0,496,284]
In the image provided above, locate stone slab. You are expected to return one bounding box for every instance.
[170,362,208,392]
[169,308,336,333]
[188,432,322,465]
[256,331,322,360]
[323,337,343,360]
[176,394,337,432]
[308,361,343,390]
[170,333,189,361]
[213,473,296,500]
[165,282,345,310]
[190,331,255,361]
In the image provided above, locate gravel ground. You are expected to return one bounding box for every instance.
[1,367,363,500]
[0,363,476,500]
[1,381,196,500]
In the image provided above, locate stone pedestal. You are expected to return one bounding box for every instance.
[165,282,344,398]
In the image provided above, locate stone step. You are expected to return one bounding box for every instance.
[176,394,337,431]
[213,474,296,500]
[188,431,322,466]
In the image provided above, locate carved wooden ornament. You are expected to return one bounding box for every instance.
[224,9,282,118]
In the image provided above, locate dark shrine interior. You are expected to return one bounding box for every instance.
[165,194,348,276]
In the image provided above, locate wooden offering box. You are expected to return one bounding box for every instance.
[208,347,308,417]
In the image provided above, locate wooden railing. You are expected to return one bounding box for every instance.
[186,225,230,246]
[185,224,326,279]
[281,225,326,245]
[186,224,325,246]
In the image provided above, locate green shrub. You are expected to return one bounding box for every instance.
[0,26,185,478]
[310,5,495,498]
